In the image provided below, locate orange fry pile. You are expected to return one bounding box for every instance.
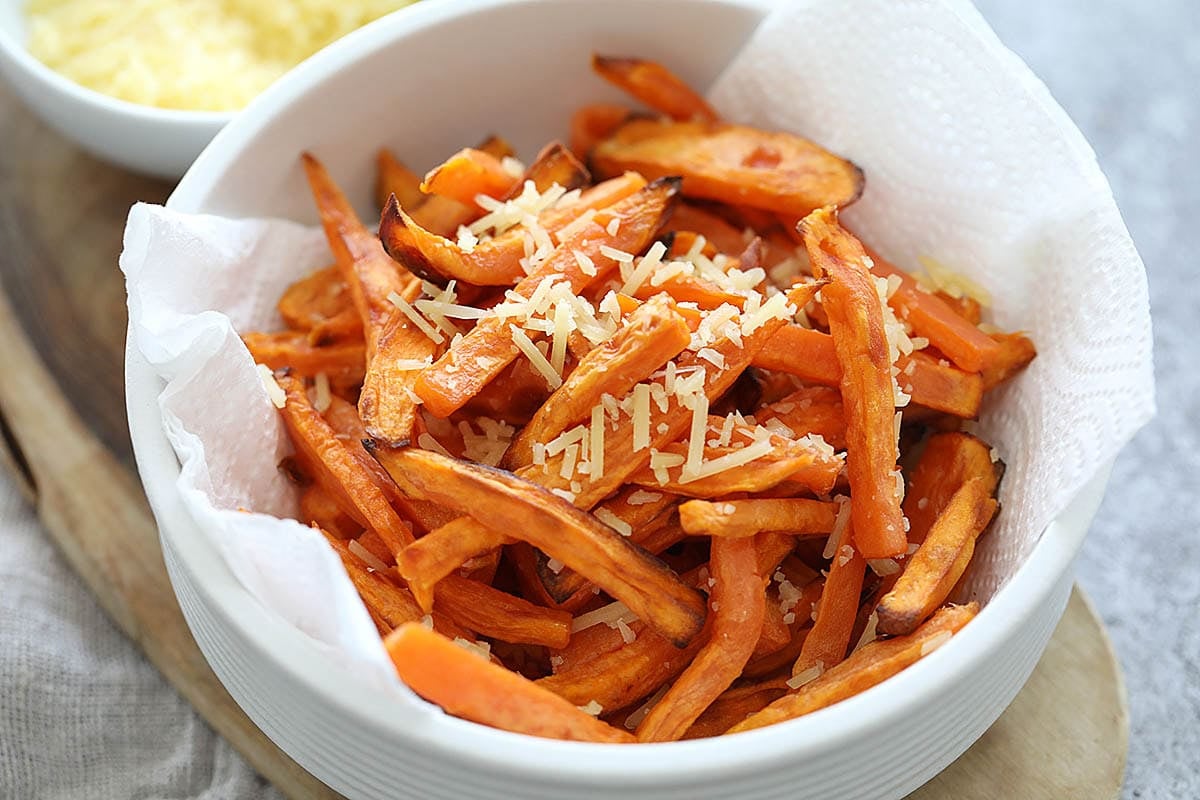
[243,55,1035,743]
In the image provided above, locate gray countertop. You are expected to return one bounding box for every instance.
[973,0,1199,796]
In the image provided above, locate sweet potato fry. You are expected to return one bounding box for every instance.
[592,54,719,123]
[628,434,842,498]
[682,678,790,739]
[538,489,679,602]
[375,149,426,212]
[753,601,793,658]
[903,432,1003,546]
[421,147,520,207]
[592,119,864,217]
[504,294,692,468]
[679,498,837,538]
[896,351,984,418]
[876,478,997,636]
[322,531,474,641]
[792,534,866,677]
[396,516,505,609]
[242,331,365,384]
[753,326,982,417]
[301,152,433,444]
[729,603,978,733]
[667,204,753,256]
[981,331,1037,390]
[631,275,749,310]
[514,141,591,196]
[386,623,635,743]
[276,374,415,557]
[299,485,360,539]
[570,103,632,158]
[277,265,352,332]
[434,573,572,648]
[863,247,1001,374]
[412,178,680,416]
[382,171,648,287]
[306,305,364,345]
[371,446,707,646]
[755,386,847,451]
[637,536,764,741]
[537,624,705,712]
[799,208,906,559]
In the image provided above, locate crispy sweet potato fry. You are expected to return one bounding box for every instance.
[386,623,635,743]
[682,678,790,739]
[514,141,591,196]
[800,208,906,559]
[752,325,982,418]
[593,119,863,217]
[637,536,764,741]
[729,604,978,733]
[322,531,473,641]
[792,534,866,677]
[537,623,705,712]
[277,265,352,332]
[876,478,997,636]
[753,600,793,659]
[570,103,633,159]
[592,54,719,123]
[301,152,433,444]
[631,274,749,310]
[375,149,426,212]
[242,331,365,384]
[981,331,1037,390]
[755,386,847,451]
[667,204,753,256]
[299,485,360,539]
[277,374,415,556]
[434,573,572,648]
[421,147,520,207]
[864,247,1001,374]
[412,178,680,415]
[679,498,837,538]
[381,172,648,287]
[504,294,692,468]
[904,432,1003,546]
[371,446,707,646]
[629,433,842,498]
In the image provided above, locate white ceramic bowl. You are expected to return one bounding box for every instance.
[0,0,229,178]
[126,0,1113,797]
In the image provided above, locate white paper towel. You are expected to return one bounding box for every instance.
[121,0,1153,688]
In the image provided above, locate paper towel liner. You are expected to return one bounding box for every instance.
[121,0,1154,698]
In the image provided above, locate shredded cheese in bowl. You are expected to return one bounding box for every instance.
[24,0,418,111]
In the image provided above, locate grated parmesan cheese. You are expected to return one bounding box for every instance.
[255,364,286,409]
[509,325,562,389]
[312,372,331,413]
[786,662,824,689]
[595,508,633,537]
[920,630,953,657]
[347,539,388,573]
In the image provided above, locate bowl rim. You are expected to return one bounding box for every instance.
[130,0,1112,782]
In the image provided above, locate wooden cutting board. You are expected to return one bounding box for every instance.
[0,85,1127,800]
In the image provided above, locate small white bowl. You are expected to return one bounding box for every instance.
[0,0,229,178]
[126,0,1115,797]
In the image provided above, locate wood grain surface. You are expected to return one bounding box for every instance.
[0,84,1125,800]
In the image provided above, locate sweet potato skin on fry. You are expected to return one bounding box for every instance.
[592,119,864,217]
[386,623,635,743]
[800,208,907,559]
[729,603,978,733]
